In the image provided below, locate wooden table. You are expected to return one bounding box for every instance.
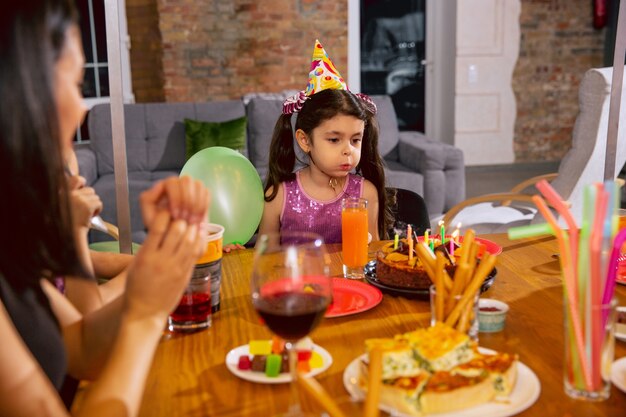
[138,234,626,417]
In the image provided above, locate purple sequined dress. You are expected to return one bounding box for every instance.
[280,171,364,244]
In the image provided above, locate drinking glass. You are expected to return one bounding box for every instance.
[341,197,368,279]
[251,231,332,417]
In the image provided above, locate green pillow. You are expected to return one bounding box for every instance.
[184,116,247,160]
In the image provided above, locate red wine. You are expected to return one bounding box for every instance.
[170,292,211,322]
[254,292,328,341]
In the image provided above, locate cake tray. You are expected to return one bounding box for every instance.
[363,260,496,300]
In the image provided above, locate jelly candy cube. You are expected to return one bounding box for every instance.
[237,355,252,370]
[265,354,282,377]
[251,355,266,372]
[296,359,310,374]
[297,350,312,361]
[271,336,285,354]
[249,340,271,356]
[309,351,324,369]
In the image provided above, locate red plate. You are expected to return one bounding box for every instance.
[415,236,502,256]
[473,237,503,256]
[325,278,383,318]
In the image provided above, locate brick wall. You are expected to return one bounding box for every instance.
[125,0,607,160]
[513,0,605,162]
[154,0,348,102]
[127,0,165,102]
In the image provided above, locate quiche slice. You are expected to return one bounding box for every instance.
[365,338,423,380]
[402,322,475,372]
[454,350,519,398]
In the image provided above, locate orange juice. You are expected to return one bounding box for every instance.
[341,206,368,268]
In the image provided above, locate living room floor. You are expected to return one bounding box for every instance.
[465,161,560,199]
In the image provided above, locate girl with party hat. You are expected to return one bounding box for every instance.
[260,40,393,244]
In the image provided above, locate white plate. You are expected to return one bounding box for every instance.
[611,357,626,394]
[616,306,626,341]
[343,348,541,417]
[225,343,332,384]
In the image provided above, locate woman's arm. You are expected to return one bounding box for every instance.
[0,300,70,417]
[362,180,380,241]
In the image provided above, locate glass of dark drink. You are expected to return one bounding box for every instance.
[168,265,212,333]
[251,231,331,417]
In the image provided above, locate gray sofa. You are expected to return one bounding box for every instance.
[77,95,465,243]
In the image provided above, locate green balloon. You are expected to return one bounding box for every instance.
[180,147,263,245]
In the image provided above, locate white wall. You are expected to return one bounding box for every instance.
[455,0,520,165]
[349,0,521,166]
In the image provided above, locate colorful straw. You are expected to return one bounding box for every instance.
[531,194,592,389]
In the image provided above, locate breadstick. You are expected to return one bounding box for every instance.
[364,348,383,417]
[456,293,476,333]
[416,242,453,290]
[296,373,349,417]
[434,253,446,322]
[460,229,475,265]
[445,254,497,327]
[445,263,468,318]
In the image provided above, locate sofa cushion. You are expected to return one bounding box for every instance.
[88,101,247,177]
[184,116,247,160]
[144,101,246,172]
[89,104,149,176]
[371,95,400,159]
[246,98,284,181]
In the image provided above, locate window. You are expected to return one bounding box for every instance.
[75,0,133,142]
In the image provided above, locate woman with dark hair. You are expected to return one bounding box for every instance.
[260,40,393,243]
[0,1,210,415]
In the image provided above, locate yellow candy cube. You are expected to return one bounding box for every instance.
[249,340,271,356]
[309,351,324,369]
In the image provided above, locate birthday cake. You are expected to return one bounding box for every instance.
[375,238,456,289]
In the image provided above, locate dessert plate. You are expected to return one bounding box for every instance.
[616,306,626,342]
[343,348,541,417]
[363,261,496,300]
[326,278,383,318]
[611,357,626,393]
[225,343,332,384]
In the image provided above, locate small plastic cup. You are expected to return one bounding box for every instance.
[196,223,225,313]
[478,298,509,332]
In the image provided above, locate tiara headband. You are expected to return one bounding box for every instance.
[282,40,377,115]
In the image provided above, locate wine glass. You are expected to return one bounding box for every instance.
[251,231,332,417]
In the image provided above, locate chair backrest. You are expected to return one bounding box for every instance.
[387,187,431,237]
[542,66,626,225]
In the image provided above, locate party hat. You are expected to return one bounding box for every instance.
[304,40,348,96]
[283,39,376,115]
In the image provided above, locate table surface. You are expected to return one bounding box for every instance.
[137,234,626,417]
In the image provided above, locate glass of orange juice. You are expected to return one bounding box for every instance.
[341,197,368,279]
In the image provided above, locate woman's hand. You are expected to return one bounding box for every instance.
[68,174,103,229]
[140,176,210,229]
[124,211,206,321]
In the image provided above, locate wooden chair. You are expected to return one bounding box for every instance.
[438,67,626,234]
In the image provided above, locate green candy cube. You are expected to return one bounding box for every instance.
[265,354,282,377]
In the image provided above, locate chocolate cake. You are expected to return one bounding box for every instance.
[376,240,455,289]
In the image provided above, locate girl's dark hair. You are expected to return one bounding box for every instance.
[0,0,88,290]
[265,89,394,239]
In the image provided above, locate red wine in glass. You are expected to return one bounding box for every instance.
[253,290,329,341]
[250,232,331,417]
